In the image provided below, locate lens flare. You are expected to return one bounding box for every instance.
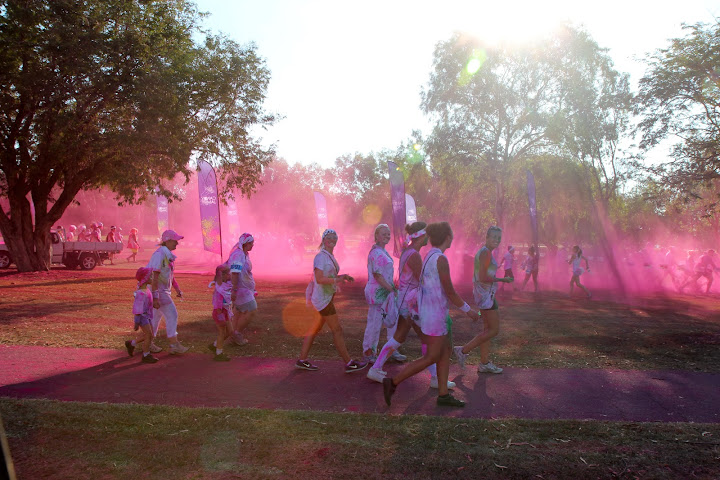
[281,297,321,337]
[362,204,382,225]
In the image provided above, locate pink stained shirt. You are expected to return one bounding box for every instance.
[212,281,233,310]
[364,245,395,305]
[132,287,153,320]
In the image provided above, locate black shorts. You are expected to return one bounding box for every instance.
[504,269,514,278]
[318,301,337,317]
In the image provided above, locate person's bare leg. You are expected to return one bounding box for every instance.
[325,314,351,363]
[462,309,500,364]
[435,339,452,396]
[391,335,445,386]
[299,315,326,360]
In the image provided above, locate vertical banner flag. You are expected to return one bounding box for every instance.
[313,192,328,238]
[197,160,222,257]
[526,170,539,247]
[405,193,417,224]
[388,161,406,258]
[156,194,169,235]
[226,197,241,251]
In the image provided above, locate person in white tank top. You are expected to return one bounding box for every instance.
[367,222,455,390]
[568,245,591,298]
[382,222,480,408]
[453,226,514,375]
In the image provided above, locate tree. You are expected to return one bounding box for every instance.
[636,22,720,208]
[0,0,276,271]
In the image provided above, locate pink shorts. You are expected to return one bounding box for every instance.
[212,308,230,325]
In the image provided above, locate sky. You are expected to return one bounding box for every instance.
[195,0,720,168]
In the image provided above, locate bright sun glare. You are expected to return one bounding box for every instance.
[450,0,568,46]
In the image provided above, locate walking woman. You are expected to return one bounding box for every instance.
[295,228,368,373]
[148,229,188,354]
[362,223,403,363]
[569,245,591,298]
[453,226,514,375]
[228,233,258,345]
[520,245,539,292]
[368,222,454,389]
[383,222,480,408]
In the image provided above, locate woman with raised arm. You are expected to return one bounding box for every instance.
[383,222,480,408]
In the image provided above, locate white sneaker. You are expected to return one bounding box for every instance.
[149,343,163,353]
[169,343,189,355]
[429,376,456,389]
[366,367,387,383]
[477,361,503,374]
[453,345,469,368]
[390,351,407,362]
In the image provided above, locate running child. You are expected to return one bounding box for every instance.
[208,264,233,361]
[126,228,139,262]
[569,245,591,298]
[124,267,158,363]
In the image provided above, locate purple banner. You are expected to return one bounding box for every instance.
[156,195,169,235]
[198,160,222,256]
[526,169,539,247]
[405,193,417,224]
[313,192,328,238]
[388,161,406,258]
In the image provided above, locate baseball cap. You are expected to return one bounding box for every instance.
[161,230,184,242]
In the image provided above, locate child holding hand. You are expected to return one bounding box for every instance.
[208,264,233,361]
[125,267,158,363]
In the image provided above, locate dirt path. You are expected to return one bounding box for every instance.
[0,345,718,422]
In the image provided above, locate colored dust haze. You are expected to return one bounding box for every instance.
[52,170,718,300]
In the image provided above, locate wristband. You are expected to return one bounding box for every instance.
[460,302,471,313]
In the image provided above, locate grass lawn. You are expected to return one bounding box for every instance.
[1,267,718,372]
[1,397,719,480]
[1,267,719,479]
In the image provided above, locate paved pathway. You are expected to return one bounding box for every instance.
[0,345,718,422]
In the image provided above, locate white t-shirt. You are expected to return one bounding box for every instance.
[147,246,176,300]
[364,245,394,305]
[228,249,256,305]
[311,249,340,311]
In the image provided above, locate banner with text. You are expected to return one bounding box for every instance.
[313,191,328,239]
[198,160,222,256]
[405,193,417,225]
[388,161,406,258]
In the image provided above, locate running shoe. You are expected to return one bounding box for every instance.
[453,345,469,368]
[429,377,456,389]
[366,367,387,383]
[149,343,163,353]
[344,360,368,374]
[124,340,135,357]
[382,377,396,406]
[437,394,465,407]
[477,361,503,374]
[141,354,158,364]
[169,343,189,355]
[390,351,407,362]
[213,353,231,362]
[207,343,217,353]
[295,359,319,371]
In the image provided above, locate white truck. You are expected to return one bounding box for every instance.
[0,230,123,270]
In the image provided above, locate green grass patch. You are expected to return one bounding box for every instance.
[1,269,719,371]
[1,397,718,479]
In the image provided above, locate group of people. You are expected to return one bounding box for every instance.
[122,223,716,408]
[631,244,719,294]
[55,222,142,265]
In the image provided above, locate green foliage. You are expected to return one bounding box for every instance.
[636,22,720,200]
[0,0,276,270]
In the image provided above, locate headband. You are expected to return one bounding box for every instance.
[406,228,426,244]
[322,228,337,239]
[239,233,254,245]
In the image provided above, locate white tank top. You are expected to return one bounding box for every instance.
[418,248,448,322]
[398,247,420,291]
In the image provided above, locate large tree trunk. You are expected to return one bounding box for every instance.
[0,192,52,271]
